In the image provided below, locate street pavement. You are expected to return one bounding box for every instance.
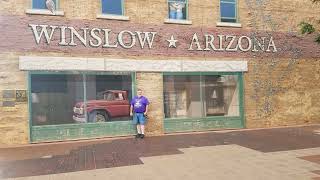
[0,125,319,180]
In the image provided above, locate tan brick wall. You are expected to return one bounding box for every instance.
[0,104,29,145]
[0,53,27,89]
[1,0,319,31]
[244,58,320,128]
[0,53,29,145]
[62,0,99,20]
[0,0,28,16]
[240,0,320,32]
[136,72,164,136]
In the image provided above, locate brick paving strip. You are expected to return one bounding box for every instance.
[0,125,319,179]
[300,155,320,179]
[312,170,320,175]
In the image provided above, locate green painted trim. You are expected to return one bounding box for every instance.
[132,72,136,97]
[164,116,241,122]
[83,74,88,121]
[31,121,136,142]
[164,117,242,133]
[236,0,239,22]
[163,72,242,76]
[186,0,189,20]
[200,74,204,116]
[165,117,200,121]
[122,0,125,15]
[163,72,244,133]
[220,17,237,21]
[29,71,136,142]
[28,72,33,143]
[238,72,245,128]
[56,0,59,10]
[101,0,103,14]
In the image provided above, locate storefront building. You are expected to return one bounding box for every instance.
[0,0,319,145]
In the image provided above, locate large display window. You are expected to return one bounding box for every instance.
[164,74,239,118]
[31,72,133,126]
[163,72,244,132]
[29,71,136,142]
[164,75,201,118]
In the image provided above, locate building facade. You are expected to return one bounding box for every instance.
[0,0,319,145]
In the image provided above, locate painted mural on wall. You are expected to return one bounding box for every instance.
[245,0,312,121]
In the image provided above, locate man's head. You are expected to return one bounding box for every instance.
[137,89,143,97]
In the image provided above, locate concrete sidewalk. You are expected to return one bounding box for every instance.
[0,125,320,180]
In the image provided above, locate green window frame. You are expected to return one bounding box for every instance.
[220,0,238,23]
[162,72,245,133]
[168,0,188,20]
[101,0,124,15]
[28,71,137,143]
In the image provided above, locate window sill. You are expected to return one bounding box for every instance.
[97,14,130,21]
[216,22,242,28]
[26,9,64,16]
[164,18,192,25]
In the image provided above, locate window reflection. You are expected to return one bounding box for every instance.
[102,0,123,15]
[31,74,83,125]
[32,0,57,9]
[164,75,239,119]
[168,0,187,20]
[164,76,201,118]
[203,75,239,117]
[31,73,132,126]
[220,0,237,23]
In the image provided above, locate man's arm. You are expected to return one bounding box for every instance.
[130,105,133,116]
[144,104,149,115]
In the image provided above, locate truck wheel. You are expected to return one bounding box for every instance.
[89,110,108,123]
[95,112,106,122]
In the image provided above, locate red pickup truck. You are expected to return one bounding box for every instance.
[73,90,130,123]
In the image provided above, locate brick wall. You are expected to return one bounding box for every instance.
[245,58,320,128]
[0,16,319,58]
[1,0,319,30]
[0,53,29,145]
[136,73,164,135]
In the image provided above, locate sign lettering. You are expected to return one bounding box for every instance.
[29,24,277,53]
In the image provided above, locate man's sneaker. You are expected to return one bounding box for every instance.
[140,134,145,139]
[135,134,141,138]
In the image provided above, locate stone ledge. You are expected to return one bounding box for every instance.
[25,9,64,16]
[216,22,242,28]
[19,56,248,72]
[164,19,192,25]
[97,14,130,21]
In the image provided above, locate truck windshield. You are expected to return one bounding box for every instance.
[103,92,114,101]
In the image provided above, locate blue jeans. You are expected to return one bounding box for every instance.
[133,113,146,125]
[169,11,184,20]
[176,11,183,19]
[169,10,176,19]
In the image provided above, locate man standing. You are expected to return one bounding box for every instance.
[130,89,150,139]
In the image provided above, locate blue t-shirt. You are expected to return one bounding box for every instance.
[130,96,150,113]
